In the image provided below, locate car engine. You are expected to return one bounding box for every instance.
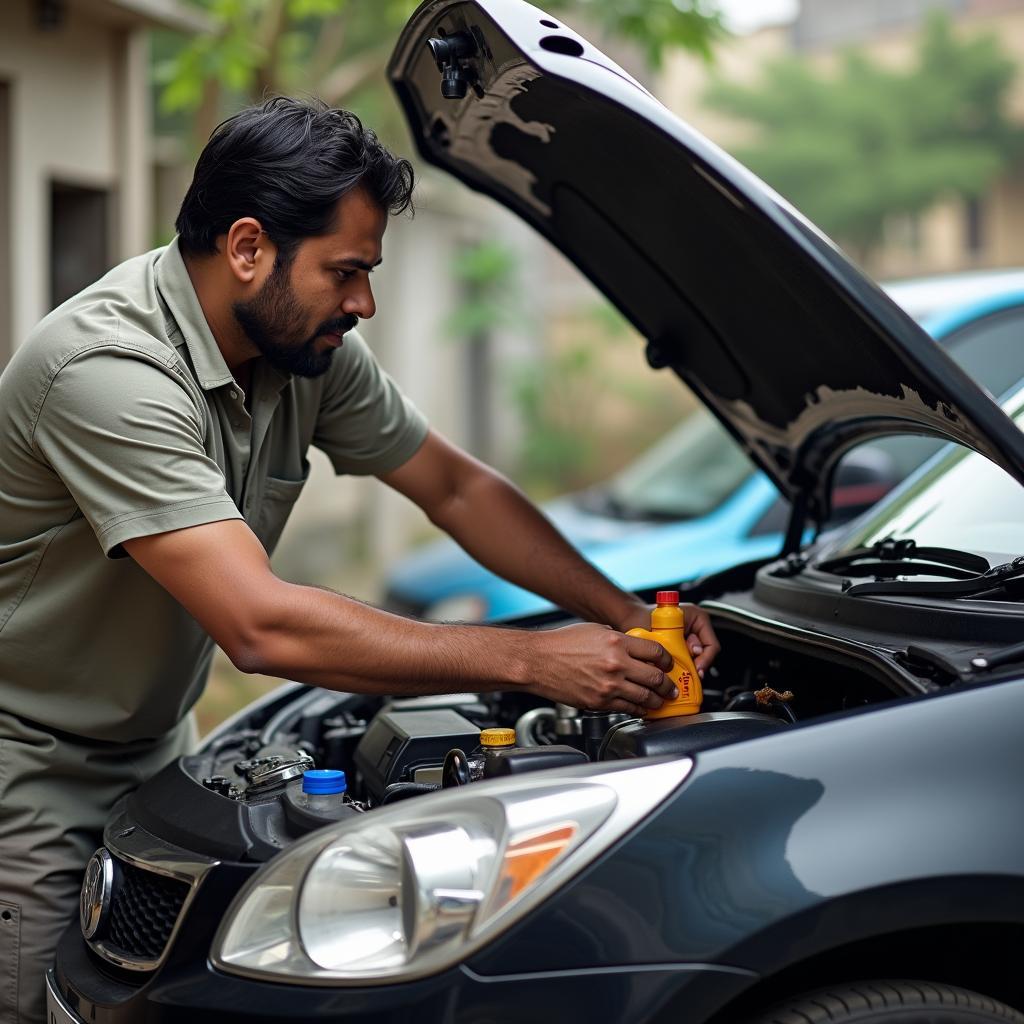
[124,612,907,869]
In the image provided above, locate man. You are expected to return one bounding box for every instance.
[0,97,719,1022]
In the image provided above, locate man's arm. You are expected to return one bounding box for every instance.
[123,519,680,716]
[380,430,720,673]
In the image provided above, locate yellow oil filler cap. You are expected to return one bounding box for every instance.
[627,590,704,719]
[480,727,516,748]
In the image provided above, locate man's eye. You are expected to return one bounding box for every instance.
[335,269,356,282]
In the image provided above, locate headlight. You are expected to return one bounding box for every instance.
[213,757,691,985]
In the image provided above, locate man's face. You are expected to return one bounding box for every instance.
[233,186,387,377]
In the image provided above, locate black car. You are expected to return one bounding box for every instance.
[48,2,1024,1022]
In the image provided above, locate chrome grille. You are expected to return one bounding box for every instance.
[105,859,190,962]
[85,803,219,972]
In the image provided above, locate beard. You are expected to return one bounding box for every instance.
[232,262,358,378]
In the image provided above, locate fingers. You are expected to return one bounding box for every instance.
[617,681,667,712]
[624,661,677,701]
[684,604,721,675]
[582,662,673,713]
[694,643,719,675]
[620,635,675,699]
[604,683,668,717]
[622,633,674,671]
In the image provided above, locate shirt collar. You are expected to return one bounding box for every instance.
[154,237,236,391]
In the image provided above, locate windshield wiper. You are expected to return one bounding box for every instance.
[818,538,990,580]
[843,556,1024,599]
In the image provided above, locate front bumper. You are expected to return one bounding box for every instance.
[53,918,755,1024]
[46,968,80,1024]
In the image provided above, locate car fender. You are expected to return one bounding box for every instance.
[467,678,1024,976]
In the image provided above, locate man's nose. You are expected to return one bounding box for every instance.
[341,279,376,320]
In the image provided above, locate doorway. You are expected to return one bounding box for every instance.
[50,181,111,309]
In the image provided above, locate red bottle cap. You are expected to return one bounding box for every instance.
[655,590,680,604]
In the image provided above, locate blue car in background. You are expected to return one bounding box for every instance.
[385,273,1024,621]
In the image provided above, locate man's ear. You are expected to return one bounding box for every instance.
[224,218,276,284]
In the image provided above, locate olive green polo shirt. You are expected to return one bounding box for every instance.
[0,239,428,742]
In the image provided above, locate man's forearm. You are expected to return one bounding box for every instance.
[239,580,532,692]
[428,468,646,628]
[236,578,676,715]
[125,519,680,716]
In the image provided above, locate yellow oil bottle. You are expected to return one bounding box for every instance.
[627,591,703,719]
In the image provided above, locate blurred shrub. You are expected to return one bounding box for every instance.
[705,13,1024,259]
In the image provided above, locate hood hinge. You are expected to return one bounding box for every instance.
[781,490,823,556]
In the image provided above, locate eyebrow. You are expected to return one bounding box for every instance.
[332,256,383,271]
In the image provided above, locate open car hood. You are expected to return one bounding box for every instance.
[388,0,1024,523]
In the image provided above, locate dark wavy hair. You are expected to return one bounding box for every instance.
[176,97,414,260]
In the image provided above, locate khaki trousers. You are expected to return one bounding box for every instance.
[0,711,195,1024]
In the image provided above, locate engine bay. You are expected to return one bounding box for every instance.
[127,616,912,865]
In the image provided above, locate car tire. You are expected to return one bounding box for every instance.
[748,980,1024,1023]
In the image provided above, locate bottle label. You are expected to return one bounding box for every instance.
[676,669,692,699]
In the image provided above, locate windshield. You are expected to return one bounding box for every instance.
[600,408,756,520]
[831,401,1024,562]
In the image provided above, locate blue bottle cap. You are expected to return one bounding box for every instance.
[302,769,347,795]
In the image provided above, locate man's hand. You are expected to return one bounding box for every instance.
[681,603,720,677]
[525,623,678,716]
[613,600,721,678]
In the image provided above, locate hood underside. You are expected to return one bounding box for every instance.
[389,0,1024,519]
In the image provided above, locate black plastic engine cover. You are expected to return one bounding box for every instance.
[354,709,480,802]
[600,711,786,761]
[127,759,251,860]
[125,755,363,863]
[483,744,589,777]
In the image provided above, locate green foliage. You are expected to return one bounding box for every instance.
[705,13,1023,254]
[445,241,674,491]
[445,240,522,339]
[587,297,631,339]
[451,240,517,284]
[508,314,681,493]
[154,0,418,146]
[546,0,724,67]
[156,0,724,147]
[511,345,599,490]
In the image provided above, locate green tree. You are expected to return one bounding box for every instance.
[556,0,724,66]
[156,0,724,147]
[704,13,1023,258]
[155,0,414,146]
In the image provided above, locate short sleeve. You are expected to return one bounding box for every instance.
[32,349,243,557]
[313,330,428,476]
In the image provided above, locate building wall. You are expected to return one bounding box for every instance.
[0,1,149,359]
[793,0,966,50]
